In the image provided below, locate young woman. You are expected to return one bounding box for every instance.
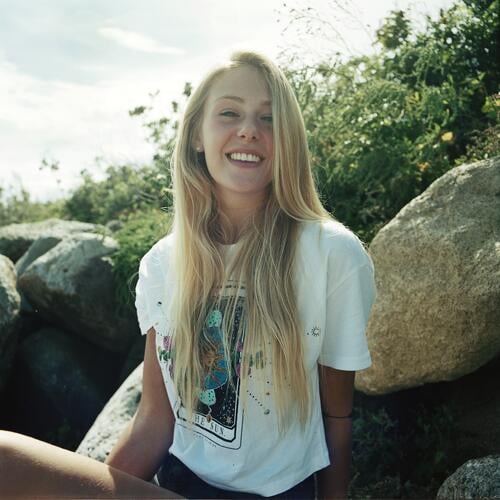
[0,51,376,499]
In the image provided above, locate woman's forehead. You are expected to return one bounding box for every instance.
[207,66,271,104]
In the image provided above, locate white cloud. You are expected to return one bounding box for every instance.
[0,58,191,202]
[98,25,185,55]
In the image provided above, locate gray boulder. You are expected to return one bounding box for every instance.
[357,157,500,395]
[0,255,21,393]
[13,327,121,435]
[15,235,63,275]
[18,232,136,352]
[15,236,65,315]
[0,218,109,263]
[118,334,146,385]
[76,363,142,462]
[436,454,500,499]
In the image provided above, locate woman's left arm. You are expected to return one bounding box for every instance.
[317,365,355,500]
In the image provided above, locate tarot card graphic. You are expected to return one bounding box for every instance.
[177,287,246,449]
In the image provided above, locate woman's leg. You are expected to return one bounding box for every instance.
[0,431,183,499]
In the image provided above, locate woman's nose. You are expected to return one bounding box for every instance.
[237,118,259,141]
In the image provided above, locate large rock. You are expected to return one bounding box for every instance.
[357,157,500,394]
[0,218,109,263]
[118,334,146,385]
[15,235,65,315]
[17,233,136,352]
[15,235,63,275]
[0,255,21,393]
[436,454,500,499]
[76,363,142,461]
[10,327,121,442]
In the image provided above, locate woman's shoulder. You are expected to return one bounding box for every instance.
[140,232,175,266]
[300,218,365,248]
[299,218,373,269]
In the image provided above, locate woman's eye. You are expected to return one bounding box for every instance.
[220,111,273,123]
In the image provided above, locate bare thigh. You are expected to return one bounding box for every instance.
[0,431,183,499]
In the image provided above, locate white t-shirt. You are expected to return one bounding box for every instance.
[135,219,376,497]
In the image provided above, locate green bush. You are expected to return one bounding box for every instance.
[0,187,66,227]
[111,208,173,312]
[399,401,462,497]
[59,91,186,225]
[283,0,499,242]
[61,163,172,225]
[351,406,399,489]
[350,400,462,498]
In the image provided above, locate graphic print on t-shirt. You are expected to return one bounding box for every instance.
[176,280,247,449]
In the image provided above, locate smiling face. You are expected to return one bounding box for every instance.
[196,65,274,213]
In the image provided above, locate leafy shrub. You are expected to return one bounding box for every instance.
[59,90,187,225]
[62,163,172,225]
[455,122,500,165]
[399,401,462,497]
[350,400,462,498]
[351,406,399,489]
[283,0,499,242]
[0,187,66,227]
[111,208,173,312]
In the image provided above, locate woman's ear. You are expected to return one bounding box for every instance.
[193,138,204,152]
[193,126,204,152]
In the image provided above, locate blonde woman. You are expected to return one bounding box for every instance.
[0,51,376,499]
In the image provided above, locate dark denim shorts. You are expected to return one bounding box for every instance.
[156,453,316,499]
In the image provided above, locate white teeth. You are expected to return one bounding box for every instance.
[229,152,261,162]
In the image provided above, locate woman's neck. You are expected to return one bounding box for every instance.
[214,188,269,243]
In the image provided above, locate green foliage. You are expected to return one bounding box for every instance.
[376,10,411,50]
[399,401,462,497]
[0,187,66,227]
[351,406,399,488]
[60,88,191,225]
[455,122,500,164]
[111,208,173,311]
[350,401,462,498]
[284,0,499,242]
[61,163,172,225]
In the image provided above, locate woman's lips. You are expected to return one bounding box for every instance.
[226,154,262,169]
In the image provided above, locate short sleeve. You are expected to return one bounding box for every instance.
[320,237,377,371]
[135,243,166,336]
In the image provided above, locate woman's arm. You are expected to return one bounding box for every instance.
[317,365,355,500]
[105,328,175,481]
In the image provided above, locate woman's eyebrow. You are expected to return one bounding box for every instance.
[215,95,271,106]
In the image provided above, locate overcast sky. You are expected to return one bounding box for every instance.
[0,0,454,203]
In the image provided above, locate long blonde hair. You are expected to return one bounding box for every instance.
[169,50,334,433]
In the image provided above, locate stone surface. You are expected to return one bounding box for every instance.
[0,255,21,393]
[76,363,142,462]
[17,232,137,352]
[437,454,500,499]
[0,218,109,263]
[118,334,146,385]
[13,327,121,437]
[15,236,65,315]
[357,158,500,394]
[15,235,63,275]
